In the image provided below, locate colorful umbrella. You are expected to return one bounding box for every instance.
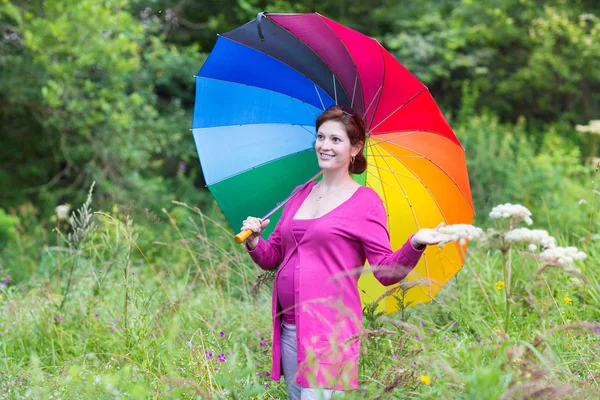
[192,12,474,312]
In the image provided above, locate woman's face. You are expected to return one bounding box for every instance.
[315,120,360,172]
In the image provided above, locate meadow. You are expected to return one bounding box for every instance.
[1,115,599,399]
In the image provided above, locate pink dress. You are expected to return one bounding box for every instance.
[245,182,425,390]
[277,218,315,324]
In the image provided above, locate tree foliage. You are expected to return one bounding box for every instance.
[1,0,599,214]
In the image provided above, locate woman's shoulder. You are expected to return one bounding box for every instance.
[357,185,384,204]
[338,185,384,219]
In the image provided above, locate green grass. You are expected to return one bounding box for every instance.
[0,195,599,399]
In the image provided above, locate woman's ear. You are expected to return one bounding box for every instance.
[352,141,364,157]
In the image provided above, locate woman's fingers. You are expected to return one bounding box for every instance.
[241,217,263,234]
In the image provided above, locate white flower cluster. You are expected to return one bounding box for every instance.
[436,224,484,246]
[538,246,587,268]
[575,120,600,135]
[489,203,533,225]
[55,204,71,222]
[504,228,556,249]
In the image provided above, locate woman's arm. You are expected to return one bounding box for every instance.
[244,214,285,271]
[243,184,303,270]
[359,201,425,286]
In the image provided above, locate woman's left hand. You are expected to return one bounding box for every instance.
[411,223,453,249]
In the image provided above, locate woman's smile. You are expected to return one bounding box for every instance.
[319,152,335,160]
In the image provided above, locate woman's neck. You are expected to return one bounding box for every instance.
[319,169,354,190]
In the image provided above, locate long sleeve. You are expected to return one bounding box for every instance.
[244,185,301,270]
[359,200,424,286]
[244,213,285,271]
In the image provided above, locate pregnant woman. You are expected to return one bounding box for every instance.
[241,105,446,399]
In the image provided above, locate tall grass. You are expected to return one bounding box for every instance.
[0,190,599,398]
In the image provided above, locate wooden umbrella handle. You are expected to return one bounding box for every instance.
[234,229,254,244]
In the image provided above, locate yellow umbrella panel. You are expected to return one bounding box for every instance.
[357,131,474,313]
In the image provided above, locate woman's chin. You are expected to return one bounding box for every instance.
[317,161,344,172]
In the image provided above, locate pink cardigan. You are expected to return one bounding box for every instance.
[245,181,424,390]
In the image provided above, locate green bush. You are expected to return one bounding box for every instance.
[0,208,18,247]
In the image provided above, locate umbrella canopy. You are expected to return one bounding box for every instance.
[192,12,474,312]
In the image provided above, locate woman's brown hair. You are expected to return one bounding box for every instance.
[315,105,367,175]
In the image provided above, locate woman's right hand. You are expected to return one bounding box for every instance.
[241,217,271,249]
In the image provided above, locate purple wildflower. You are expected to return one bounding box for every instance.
[256,331,261,336]
[443,337,449,341]
[83,353,87,358]
[256,371,261,376]
[265,383,269,388]
[178,161,186,170]
[549,320,553,327]
[415,335,421,341]
[111,329,115,333]
[0,278,9,286]
[420,320,425,326]
[55,317,62,323]
[260,342,266,348]
[205,351,213,358]
[95,313,99,318]
[450,321,455,327]
[595,327,600,334]
[263,350,268,354]
[218,353,226,362]
[265,372,270,377]
[477,334,482,339]
[214,367,218,371]
[219,331,224,337]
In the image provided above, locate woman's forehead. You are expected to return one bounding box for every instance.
[317,120,347,137]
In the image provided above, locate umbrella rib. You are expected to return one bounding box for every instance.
[365,41,388,130]
[333,74,338,104]
[367,134,474,213]
[299,125,317,138]
[367,88,428,135]
[362,84,383,131]
[313,84,326,110]
[302,101,321,122]
[351,73,358,109]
